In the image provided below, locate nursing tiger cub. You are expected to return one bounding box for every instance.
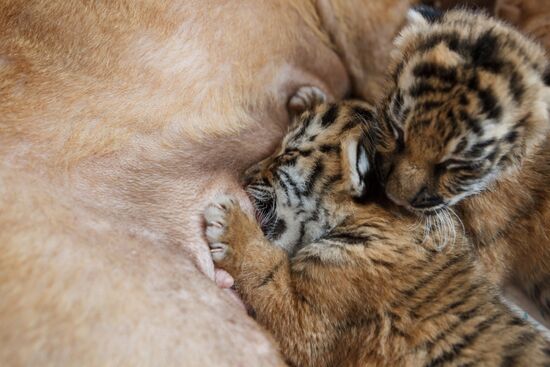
[204,101,549,367]
[375,8,550,318]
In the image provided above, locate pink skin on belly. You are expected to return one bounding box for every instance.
[217,270,247,310]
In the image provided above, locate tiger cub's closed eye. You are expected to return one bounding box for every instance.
[438,159,484,171]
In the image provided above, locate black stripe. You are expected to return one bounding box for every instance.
[334,313,380,336]
[321,104,339,127]
[453,139,468,155]
[324,233,372,245]
[302,160,324,196]
[466,139,495,158]
[409,82,454,97]
[508,70,525,102]
[423,304,480,351]
[421,283,482,322]
[391,324,409,338]
[446,108,459,132]
[471,139,495,150]
[504,130,518,144]
[457,304,481,322]
[401,254,465,299]
[459,93,469,106]
[410,264,474,313]
[292,113,313,140]
[257,260,284,288]
[500,354,518,367]
[277,169,301,201]
[478,88,502,120]
[445,181,463,195]
[371,258,394,269]
[391,91,404,118]
[270,218,287,241]
[282,154,298,167]
[319,144,340,154]
[416,100,445,111]
[425,312,501,367]
[276,175,292,206]
[500,331,537,367]
[508,316,527,327]
[418,32,462,54]
[353,104,376,123]
[393,59,406,83]
[320,174,343,194]
[413,62,458,84]
[414,118,432,129]
[467,73,479,90]
[459,110,482,134]
[471,31,502,73]
[341,119,360,133]
[543,67,550,86]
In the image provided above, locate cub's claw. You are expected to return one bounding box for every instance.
[204,195,238,262]
[288,86,327,115]
[208,242,229,262]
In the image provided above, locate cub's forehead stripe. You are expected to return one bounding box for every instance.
[320,104,340,127]
[412,62,458,84]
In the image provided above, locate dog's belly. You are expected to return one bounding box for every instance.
[0,0,351,364]
[0,169,282,365]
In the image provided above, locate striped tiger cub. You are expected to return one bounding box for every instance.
[375,7,550,319]
[204,101,550,366]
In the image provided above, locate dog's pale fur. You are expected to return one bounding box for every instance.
[0,0,410,365]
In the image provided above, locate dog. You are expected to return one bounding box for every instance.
[0,0,410,364]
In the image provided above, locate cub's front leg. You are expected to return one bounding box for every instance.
[204,195,329,367]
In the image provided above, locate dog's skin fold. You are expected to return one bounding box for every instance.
[0,0,409,365]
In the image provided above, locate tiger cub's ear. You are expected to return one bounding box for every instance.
[392,5,442,61]
[343,136,370,198]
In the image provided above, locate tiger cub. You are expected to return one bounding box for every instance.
[375,8,550,317]
[204,101,550,367]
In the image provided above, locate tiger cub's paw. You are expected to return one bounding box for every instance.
[205,195,238,262]
[204,194,258,272]
[288,86,327,116]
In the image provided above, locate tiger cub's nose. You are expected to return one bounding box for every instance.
[410,187,443,209]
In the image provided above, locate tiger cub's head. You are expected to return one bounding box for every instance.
[376,8,550,213]
[243,101,377,253]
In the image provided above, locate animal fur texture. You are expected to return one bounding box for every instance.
[376,8,550,319]
[205,101,550,367]
[0,0,411,365]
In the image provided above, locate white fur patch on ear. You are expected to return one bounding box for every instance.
[407,9,430,28]
[346,138,370,197]
[357,144,369,176]
[393,9,431,51]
